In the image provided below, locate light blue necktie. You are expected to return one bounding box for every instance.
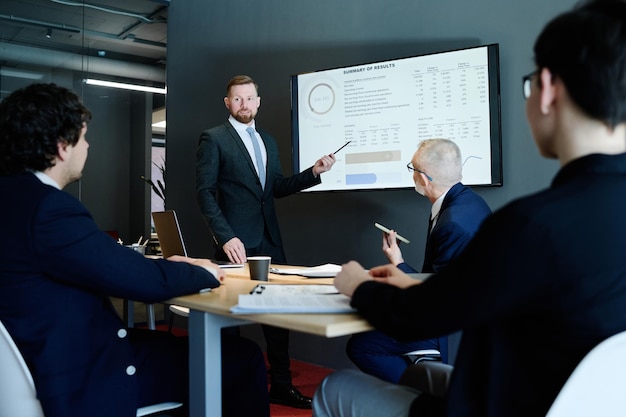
[246,127,266,189]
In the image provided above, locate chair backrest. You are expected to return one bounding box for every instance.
[0,320,44,417]
[546,330,626,417]
[0,319,182,417]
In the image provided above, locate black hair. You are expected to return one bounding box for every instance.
[0,83,92,175]
[534,0,626,128]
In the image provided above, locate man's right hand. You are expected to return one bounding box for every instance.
[382,230,404,265]
[223,237,246,264]
[369,264,421,289]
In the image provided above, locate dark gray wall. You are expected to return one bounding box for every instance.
[166,0,574,267]
[165,0,578,368]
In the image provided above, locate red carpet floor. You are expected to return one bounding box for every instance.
[267,356,334,417]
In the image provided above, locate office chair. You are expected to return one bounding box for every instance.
[546,329,626,417]
[399,330,626,414]
[403,348,442,364]
[398,360,453,399]
[167,304,190,334]
[0,319,44,417]
[399,335,452,399]
[403,334,451,365]
[0,319,183,417]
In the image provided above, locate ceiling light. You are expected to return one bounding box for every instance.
[85,79,166,94]
[46,28,52,39]
[0,68,44,80]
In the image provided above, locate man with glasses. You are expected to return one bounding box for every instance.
[346,138,491,383]
[314,1,626,416]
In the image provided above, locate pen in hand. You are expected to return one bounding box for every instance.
[332,140,352,155]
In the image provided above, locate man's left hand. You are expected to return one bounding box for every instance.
[167,255,227,282]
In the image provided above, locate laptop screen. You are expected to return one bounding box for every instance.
[152,210,188,258]
[152,210,244,267]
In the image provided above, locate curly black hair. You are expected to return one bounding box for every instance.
[0,83,92,175]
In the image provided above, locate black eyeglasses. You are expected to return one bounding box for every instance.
[522,70,537,100]
[406,162,433,181]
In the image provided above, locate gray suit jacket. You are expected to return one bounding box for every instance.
[196,121,320,252]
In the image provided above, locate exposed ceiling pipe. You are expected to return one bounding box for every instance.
[0,42,165,83]
[0,14,167,50]
[0,13,81,33]
[49,0,161,24]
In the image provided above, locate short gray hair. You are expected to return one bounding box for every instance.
[415,138,462,186]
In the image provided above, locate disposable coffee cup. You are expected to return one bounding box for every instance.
[248,256,271,281]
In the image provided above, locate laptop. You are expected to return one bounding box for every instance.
[151,210,243,268]
[152,210,188,257]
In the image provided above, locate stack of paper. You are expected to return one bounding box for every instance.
[269,263,342,277]
[230,284,355,314]
[247,284,338,295]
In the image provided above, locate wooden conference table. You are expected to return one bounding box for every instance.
[167,265,373,417]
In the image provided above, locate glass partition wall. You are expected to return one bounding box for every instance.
[0,0,167,244]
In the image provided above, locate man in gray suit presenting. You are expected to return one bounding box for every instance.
[196,75,336,408]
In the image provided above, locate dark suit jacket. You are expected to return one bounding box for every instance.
[0,173,220,417]
[398,183,492,274]
[352,153,626,417]
[423,182,492,273]
[196,121,320,253]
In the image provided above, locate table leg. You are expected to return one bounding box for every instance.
[146,304,156,330]
[188,310,248,417]
[123,299,134,328]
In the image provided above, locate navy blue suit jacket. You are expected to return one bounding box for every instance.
[0,173,220,417]
[196,121,320,253]
[398,182,492,274]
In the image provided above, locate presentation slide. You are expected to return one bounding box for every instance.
[291,44,501,192]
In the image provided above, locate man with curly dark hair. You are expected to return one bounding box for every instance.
[0,83,270,417]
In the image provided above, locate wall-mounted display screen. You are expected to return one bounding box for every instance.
[290,44,502,191]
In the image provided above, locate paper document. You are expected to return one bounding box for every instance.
[230,284,355,314]
[248,284,338,295]
[213,260,244,269]
[269,263,342,278]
